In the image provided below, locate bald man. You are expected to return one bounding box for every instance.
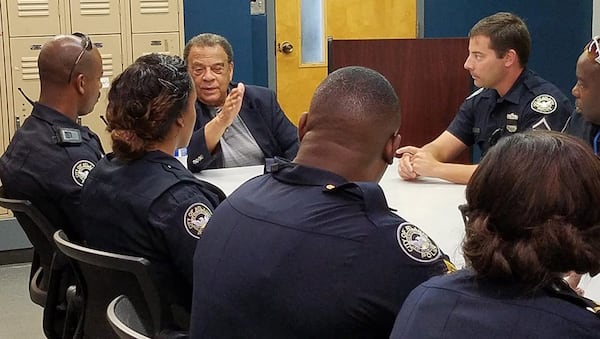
[0,33,104,241]
[190,66,450,338]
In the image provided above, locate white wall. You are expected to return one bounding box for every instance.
[594,0,600,35]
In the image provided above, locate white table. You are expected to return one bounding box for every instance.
[196,160,600,301]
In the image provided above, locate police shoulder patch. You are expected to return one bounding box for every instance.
[396,222,441,263]
[531,94,557,114]
[184,203,212,239]
[71,160,95,187]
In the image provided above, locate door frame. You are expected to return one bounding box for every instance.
[266,0,426,90]
[266,0,277,90]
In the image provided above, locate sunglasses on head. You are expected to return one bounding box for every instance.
[587,36,600,65]
[458,204,469,226]
[67,32,93,83]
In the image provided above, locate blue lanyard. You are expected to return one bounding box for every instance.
[594,130,600,155]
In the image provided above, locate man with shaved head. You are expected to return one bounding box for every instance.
[0,33,104,241]
[190,66,450,338]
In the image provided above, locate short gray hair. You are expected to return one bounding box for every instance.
[183,33,234,63]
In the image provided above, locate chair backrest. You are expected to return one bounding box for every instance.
[53,230,163,338]
[0,186,57,277]
[107,295,151,339]
[0,186,78,338]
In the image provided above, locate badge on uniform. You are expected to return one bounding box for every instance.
[71,160,95,187]
[505,112,518,133]
[184,203,213,239]
[396,222,440,263]
[531,94,557,114]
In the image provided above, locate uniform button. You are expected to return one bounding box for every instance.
[325,184,335,190]
[167,165,172,169]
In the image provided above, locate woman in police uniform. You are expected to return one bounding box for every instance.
[391,131,600,338]
[79,53,225,330]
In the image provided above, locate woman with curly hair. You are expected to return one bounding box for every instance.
[391,130,600,338]
[79,54,225,330]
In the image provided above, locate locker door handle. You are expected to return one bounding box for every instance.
[15,116,21,130]
[150,40,163,46]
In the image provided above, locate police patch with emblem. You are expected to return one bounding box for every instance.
[531,94,557,114]
[71,160,95,187]
[396,222,440,262]
[184,203,212,239]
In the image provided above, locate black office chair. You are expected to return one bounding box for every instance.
[0,186,78,339]
[53,230,186,338]
[107,295,152,339]
[0,186,55,306]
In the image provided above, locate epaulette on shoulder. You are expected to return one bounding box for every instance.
[546,279,600,318]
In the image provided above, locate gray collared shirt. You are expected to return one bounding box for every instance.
[209,107,264,167]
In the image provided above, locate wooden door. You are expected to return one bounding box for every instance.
[329,38,472,163]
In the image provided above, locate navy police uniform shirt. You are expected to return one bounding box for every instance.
[390,270,600,338]
[80,150,225,322]
[448,69,573,154]
[0,103,104,240]
[563,111,600,154]
[190,158,449,339]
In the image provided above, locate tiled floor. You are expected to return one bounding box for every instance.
[0,263,44,338]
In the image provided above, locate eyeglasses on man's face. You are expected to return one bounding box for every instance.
[587,36,600,65]
[67,32,93,83]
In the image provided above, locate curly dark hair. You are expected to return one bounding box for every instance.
[106,54,192,161]
[463,130,600,292]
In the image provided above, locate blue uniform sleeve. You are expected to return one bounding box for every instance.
[59,145,103,236]
[148,182,218,285]
[389,284,440,339]
[347,221,448,334]
[447,96,477,147]
[520,92,573,132]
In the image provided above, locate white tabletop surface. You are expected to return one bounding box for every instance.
[196,160,600,301]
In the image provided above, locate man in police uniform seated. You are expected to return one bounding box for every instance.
[190,66,451,338]
[183,33,299,172]
[0,33,104,240]
[561,36,600,294]
[391,131,600,338]
[563,36,600,154]
[397,12,572,184]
